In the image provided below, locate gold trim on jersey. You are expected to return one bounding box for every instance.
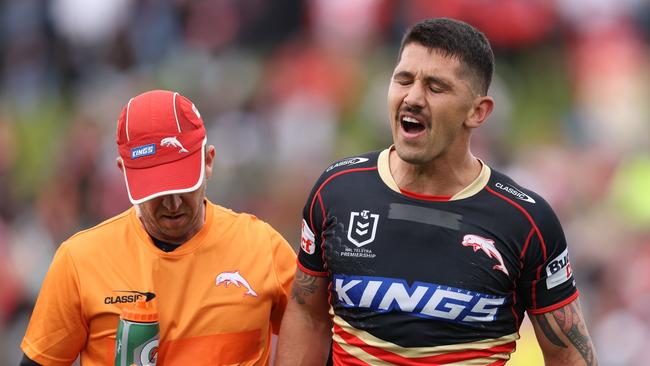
[377,147,491,201]
[332,315,517,364]
[332,336,510,366]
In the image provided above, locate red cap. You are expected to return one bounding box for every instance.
[116,90,207,204]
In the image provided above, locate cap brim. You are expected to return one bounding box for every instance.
[122,138,206,204]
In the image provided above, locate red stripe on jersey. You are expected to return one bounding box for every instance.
[485,187,547,260]
[528,291,579,315]
[520,227,535,260]
[317,193,329,272]
[318,193,326,229]
[297,261,328,277]
[531,266,544,308]
[308,167,378,235]
[486,186,548,309]
[332,341,372,366]
[334,324,515,365]
[510,285,520,328]
[399,188,451,201]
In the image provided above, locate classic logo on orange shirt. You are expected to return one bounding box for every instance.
[105,290,156,304]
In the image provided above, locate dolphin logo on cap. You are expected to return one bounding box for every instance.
[160,137,189,153]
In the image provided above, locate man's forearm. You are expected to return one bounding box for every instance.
[276,271,332,365]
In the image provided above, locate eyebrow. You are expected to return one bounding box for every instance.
[392,71,453,90]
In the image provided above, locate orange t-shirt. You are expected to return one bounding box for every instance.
[22,201,296,365]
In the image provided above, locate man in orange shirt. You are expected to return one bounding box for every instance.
[21,90,296,365]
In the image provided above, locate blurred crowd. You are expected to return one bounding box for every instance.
[1,0,650,364]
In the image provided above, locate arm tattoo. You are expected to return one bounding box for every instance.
[291,271,318,305]
[551,302,596,365]
[536,313,567,348]
[535,301,596,366]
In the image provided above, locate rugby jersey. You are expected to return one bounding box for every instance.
[298,148,578,365]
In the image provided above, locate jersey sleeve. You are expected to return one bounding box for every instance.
[518,202,579,314]
[268,224,297,334]
[296,176,328,277]
[21,243,87,366]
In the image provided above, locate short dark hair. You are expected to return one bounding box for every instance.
[398,18,494,94]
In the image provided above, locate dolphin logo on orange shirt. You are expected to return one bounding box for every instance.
[216,271,258,297]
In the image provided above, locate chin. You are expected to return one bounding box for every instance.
[395,145,431,165]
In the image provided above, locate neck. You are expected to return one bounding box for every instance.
[389,149,481,197]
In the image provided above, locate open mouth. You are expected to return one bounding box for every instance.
[400,115,425,134]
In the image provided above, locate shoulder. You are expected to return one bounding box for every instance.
[62,208,133,252]
[323,151,379,174]
[485,168,562,229]
[208,202,295,258]
[310,150,380,189]
[210,202,286,238]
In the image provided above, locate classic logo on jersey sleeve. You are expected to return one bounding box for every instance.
[333,274,506,323]
[326,157,369,172]
[301,219,316,254]
[495,182,536,203]
[546,248,572,289]
[347,210,379,247]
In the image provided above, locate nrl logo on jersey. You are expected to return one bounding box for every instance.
[347,210,379,247]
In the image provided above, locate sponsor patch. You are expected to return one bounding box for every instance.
[300,219,316,254]
[131,144,156,159]
[546,248,572,289]
[333,274,506,322]
[326,157,369,172]
[494,182,536,203]
[105,290,156,304]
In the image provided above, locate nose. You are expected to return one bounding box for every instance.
[161,194,182,211]
[403,81,426,109]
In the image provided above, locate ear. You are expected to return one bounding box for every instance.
[205,145,216,179]
[465,95,494,129]
[116,157,124,171]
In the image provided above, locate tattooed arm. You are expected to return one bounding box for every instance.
[276,269,331,366]
[530,299,598,366]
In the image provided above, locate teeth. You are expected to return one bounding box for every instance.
[402,116,420,124]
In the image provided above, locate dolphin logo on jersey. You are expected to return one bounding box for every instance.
[216,271,258,297]
[160,136,189,153]
[462,234,509,276]
[348,210,379,247]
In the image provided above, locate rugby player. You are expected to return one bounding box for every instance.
[276,18,597,366]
